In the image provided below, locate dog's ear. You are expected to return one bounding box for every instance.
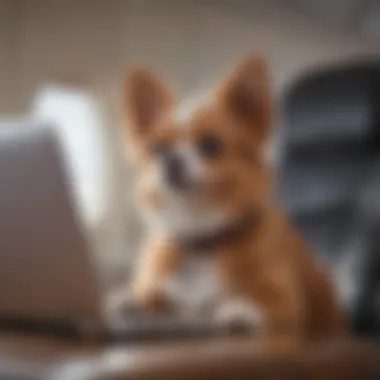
[218,56,272,143]
[125,68,172,136]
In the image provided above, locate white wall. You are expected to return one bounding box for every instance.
[3,0,379,113]
[123,1,380,95]
[0,0,379,285]
[0,0,13,114]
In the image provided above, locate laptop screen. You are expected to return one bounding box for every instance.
[0,121,101,324]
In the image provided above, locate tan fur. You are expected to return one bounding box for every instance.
[122,55,346,342]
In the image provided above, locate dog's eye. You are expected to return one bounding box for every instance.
[197,134,223,158]
[149,140,169,156]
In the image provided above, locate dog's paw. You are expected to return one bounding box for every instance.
[106,288,144,319]
[106,286,177,320]
[214,297,264,334]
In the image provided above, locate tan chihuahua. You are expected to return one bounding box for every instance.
[114,56,345,341]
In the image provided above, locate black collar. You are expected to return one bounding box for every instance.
[177,209,259,254]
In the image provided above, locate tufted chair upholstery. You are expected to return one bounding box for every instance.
[279,62,380,337]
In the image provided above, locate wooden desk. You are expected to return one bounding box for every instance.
[0,332,378,380]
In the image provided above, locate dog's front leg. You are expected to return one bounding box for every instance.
[107,236,179,316]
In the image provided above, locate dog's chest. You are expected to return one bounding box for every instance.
[163,254,223,314]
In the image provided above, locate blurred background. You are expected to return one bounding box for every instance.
[0,0,379,327]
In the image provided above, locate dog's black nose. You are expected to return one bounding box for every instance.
[165,154,187,190]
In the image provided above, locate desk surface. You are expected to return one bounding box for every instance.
[0,332,378,380]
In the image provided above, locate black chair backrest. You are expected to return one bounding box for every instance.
[279,61,380,336]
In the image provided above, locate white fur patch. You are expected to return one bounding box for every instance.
[146,192,230,238]
[175,141,205,183]
[214,297,263,331]
[161,255,222,316]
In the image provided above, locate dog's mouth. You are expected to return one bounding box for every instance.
[164,164,199,193]
[165,173,203,194]
[164,176,237,213]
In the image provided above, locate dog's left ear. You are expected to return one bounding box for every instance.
[218,56,272,143]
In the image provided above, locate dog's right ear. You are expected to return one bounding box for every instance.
[217,56,272,145]
[125,68,172,137]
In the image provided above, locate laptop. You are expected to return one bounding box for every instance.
[0,121,221,342]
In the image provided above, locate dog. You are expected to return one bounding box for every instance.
[116,55,346,341]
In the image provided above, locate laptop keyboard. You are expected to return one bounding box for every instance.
[107,314,224,342]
